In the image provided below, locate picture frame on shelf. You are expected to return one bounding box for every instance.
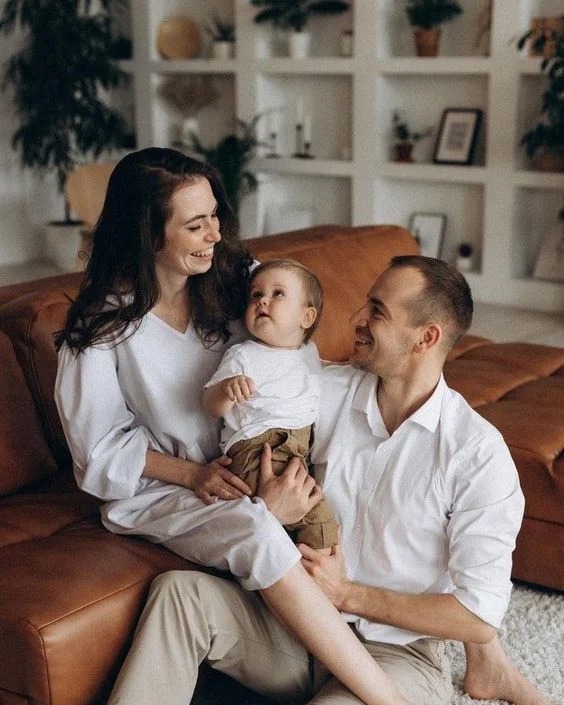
[533,223,564,282]
[433,109,482,165]
[409,213,446,258]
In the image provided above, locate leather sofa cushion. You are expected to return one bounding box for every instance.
[0,331,58,496]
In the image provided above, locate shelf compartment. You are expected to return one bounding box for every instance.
[151,73,235,150]
[256,74,352,162]
[254,173,352,237]
[377,0,492,59]
[373,177,485,272]
[514,171,564,190]
[511,186,564,280]
[376,74,489,165]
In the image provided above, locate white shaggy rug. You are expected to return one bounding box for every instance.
[448,583,564,705]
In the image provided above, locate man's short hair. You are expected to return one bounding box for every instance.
[249,259,323,342]
[389,255,473,349]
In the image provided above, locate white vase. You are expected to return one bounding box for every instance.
[211,41,234,60]
[456,255,473,273]
[288,31,311,59]
[44,221,85,272]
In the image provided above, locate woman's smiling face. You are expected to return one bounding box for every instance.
[155,177,221,279]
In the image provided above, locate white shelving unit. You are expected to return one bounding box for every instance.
[119,0,564,312]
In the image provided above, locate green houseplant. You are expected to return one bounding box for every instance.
[392,111,433,162]
[517,27,564,172]
[0,0,132,222]
[187,117,265,219]
[403,0,463,56]
[250,0,350,58]
[204,13,236,59]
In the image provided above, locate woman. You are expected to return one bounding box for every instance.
[55,148,413,705]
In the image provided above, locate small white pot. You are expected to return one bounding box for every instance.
[288,31,311,59]
[211,41,234,60]
[456,255,473,273]
[45,221,84,272]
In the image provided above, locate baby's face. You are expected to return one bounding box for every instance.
[245,267,315,348]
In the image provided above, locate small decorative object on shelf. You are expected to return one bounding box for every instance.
[528,16,564,58]
[250,0,351,59]
[517,26,564,172]
[158,76,218,148]
[409,213,446,258]
[156,15,201,59]
[472,0,492,57]
[433,108,482,166]
[187,116,266,217]
[403,0,463,57]
[340,29,354,57]
[391,111,433,163]
[533,208,564,282]
[203,13,235,59]
[292,99,314,158]
[456,243,474,272]
[265,109,283,158]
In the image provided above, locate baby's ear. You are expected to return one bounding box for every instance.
[301,306,317,330]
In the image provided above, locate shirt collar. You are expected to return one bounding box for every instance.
[351,371,446,435]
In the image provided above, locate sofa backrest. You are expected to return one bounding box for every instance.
[247,224,419,361]
[0,283,81,481]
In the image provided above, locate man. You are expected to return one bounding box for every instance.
[109,256,548,705]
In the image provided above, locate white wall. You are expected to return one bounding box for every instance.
[0,25,41,264]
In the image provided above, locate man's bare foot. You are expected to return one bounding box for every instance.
[464,638,551,705]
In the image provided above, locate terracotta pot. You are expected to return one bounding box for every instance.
[393,143,414,163]
[534,149,564,173]
[413,29,441,57]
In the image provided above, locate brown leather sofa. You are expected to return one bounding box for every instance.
[1,224,563,705]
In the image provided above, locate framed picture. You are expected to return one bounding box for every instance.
[433,109,482,165]
[409,213,446,258]
[533,224,564,282]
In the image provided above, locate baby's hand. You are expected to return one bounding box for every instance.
[222,375,256,404]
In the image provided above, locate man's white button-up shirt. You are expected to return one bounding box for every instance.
[312,365,524,645]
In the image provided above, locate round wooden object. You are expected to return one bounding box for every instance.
[157,16,201,59]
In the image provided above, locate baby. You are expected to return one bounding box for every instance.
[203,258,339,550]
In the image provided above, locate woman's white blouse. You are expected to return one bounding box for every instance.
[55,313,301,591]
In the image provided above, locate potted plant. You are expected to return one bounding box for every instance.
[187,116,266,219]
[392,111,433,162]
[0,0,132,269]
[204,14,236,60]
[250,0,350,59]
[403,0,463,57]
[456,242,474,272]
[517,27,564,172]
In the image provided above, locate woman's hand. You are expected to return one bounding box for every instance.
[192,455,253,505]
[256,443,323,524]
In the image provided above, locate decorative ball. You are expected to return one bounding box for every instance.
[157,16,201,59]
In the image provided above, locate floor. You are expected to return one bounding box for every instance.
[1,260,563,347]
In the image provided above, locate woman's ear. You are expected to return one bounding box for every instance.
[301,306,318,330]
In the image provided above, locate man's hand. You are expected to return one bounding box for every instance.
[192,455,253,505]
[222,375,255,404]
[299,541,351,612]
[256,443,322,524]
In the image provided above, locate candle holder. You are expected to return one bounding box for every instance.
[292,124,314,159]
[266,131,280,158]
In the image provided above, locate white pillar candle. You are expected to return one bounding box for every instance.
[304,114,312,142]
[296,98,304,125]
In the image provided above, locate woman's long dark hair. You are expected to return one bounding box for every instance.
[55,148,252,352]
